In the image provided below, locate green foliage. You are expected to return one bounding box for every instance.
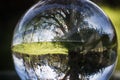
[101,6,120,71]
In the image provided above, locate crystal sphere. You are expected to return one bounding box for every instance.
[12,0,117,80]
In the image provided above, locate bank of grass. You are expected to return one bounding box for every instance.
[12,42,68,55]
[101,6,120,70]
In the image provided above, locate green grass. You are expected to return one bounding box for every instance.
[12,42,68,55]
[101,6,120,71]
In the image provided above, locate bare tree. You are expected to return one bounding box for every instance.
[20,0,117,79]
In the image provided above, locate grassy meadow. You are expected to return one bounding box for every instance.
[101,6,120,71]
[12,42,68,55]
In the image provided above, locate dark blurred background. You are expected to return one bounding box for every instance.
[0,0,38,70]
[0,0,120,79]
[0,0,38,79]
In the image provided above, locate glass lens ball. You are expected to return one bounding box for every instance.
[12,0,117,80]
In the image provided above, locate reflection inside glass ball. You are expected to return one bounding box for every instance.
[12,0,117,80]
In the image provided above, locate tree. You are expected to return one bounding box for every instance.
[20,0,117,79]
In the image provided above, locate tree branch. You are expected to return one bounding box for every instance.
[40,15,66,33]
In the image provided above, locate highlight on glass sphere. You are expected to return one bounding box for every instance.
[11,0,117,80]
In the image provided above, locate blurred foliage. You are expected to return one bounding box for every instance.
[92,0,120,7]
[100,6,120,71]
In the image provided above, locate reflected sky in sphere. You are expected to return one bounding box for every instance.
[13,53,116,80]
[12,0,117,80]
[13,0,116,45]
